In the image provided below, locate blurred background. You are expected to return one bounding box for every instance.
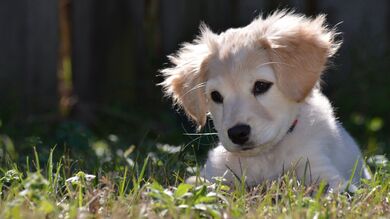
[0,0,389,168]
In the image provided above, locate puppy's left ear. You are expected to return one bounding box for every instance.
[160,26,217,128]
[260,13,340,101]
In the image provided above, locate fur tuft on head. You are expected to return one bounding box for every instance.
[159,24,218,128]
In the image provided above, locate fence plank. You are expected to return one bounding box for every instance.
[25,0,59,115]
[0,0,58,118]
[71,0,96,108]
[0,1,27,116]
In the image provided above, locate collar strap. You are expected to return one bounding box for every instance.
[287,119,298,134]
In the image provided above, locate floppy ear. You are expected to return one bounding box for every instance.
[260,12,340,101]
[160,26,217,128]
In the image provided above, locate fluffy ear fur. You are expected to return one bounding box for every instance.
[160,25,217,128]
[259,11,340,101]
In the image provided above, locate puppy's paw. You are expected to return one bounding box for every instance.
[185,176,210,185]
[327,180,358,193]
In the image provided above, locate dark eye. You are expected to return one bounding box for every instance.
[253,81,273,96]
[210,91,223,103]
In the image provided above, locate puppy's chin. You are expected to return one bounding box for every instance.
[223,141,274,157]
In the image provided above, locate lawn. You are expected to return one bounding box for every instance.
[0,141,389,218]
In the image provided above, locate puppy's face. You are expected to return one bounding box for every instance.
[161,11,339,155]
[205,49,299,153]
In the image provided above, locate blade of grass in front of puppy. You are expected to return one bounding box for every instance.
[47,146,55,186]
[131,155,146,194]
[136,155,149,190]
[303,158,312,186]
[33,146,41,175]
[346,158,359,192]
[225,165,241,185]
[26,156,30,173]
[315,180,327,201]
[53,159,62,195]
[119,166,128,198]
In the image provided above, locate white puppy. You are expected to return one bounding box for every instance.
[161,11,370,190]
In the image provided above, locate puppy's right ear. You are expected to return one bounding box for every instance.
[160,25,217,128]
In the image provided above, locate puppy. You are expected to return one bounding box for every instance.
[160,11,370,190]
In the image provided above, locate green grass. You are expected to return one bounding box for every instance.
[0,144,389,219]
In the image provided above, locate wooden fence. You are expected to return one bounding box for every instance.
[0,0,388,125]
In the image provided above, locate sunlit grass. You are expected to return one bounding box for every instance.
[0,144,389,218]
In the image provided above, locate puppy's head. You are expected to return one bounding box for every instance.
[161,11,340,154]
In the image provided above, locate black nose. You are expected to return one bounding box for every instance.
[228,124,250,145]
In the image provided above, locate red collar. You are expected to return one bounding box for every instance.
[287,119,298,134]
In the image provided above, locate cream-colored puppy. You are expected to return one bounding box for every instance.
[161,11,370,190]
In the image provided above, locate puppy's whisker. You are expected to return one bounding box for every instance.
[181,82,207,98]
[184,133,218,136]
[255,61,293,69]
[267,49,299,68]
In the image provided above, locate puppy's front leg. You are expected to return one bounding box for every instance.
[296,158,353,192]
[185,175,210,185]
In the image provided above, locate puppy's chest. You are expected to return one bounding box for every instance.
[223,154,286,185]
[207,144,303,185]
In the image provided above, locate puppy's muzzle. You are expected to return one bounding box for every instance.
[228,124,250,145]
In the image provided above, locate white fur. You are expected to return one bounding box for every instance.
[160,11,370,190]
[202,88,369,189]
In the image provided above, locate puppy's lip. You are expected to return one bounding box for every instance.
[225,145,254,153]
[241,146,254,151]
[224,142,257,153]
[239,142,256,151]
